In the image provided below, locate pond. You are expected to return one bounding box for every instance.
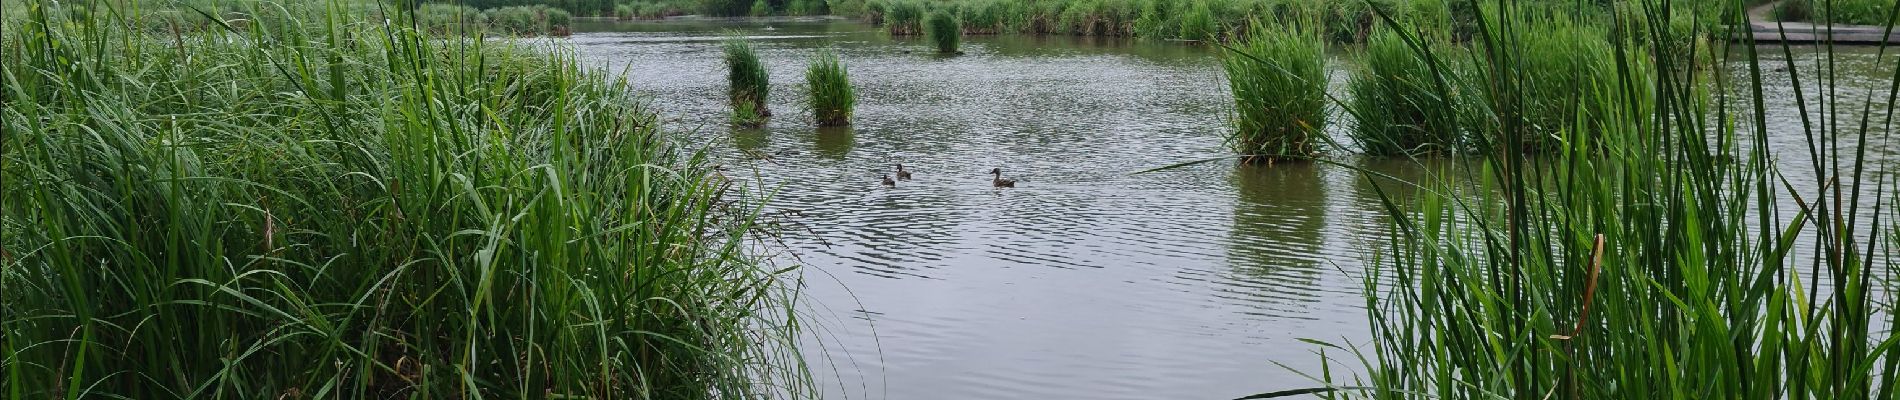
[567,17,1897,400]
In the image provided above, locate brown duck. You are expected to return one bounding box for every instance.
[989,168,1016,188]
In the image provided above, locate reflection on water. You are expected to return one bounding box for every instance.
[733,126,770,153]
[813,125,855,160]
[569,18,1897,400]
[1225,163,1327,308]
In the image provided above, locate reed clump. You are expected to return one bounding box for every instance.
[482,4,573,36]
[1467,16,1620,152]
[806,50,856,126]
[1,1,815,398]
[927,9,963,53]
[725,38,772,126]
[1178,0,1220,42]
[1253,1,1900,399]
[886,0,926,35]
[1348,29,1462,156]
[1222,19,1327,163]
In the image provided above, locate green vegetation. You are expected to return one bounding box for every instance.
[927,9,963,53]
[482,4,574,35]
[1,0,813,398]
[725,38,773,126]
[1348,29,1461,156]
[806,50,857,126]
[1178,1,1220,42]
[620,0,698,18]
[1221,20,1327,163]
[1236,1,1900,399]
[1473,16,1624,152]
[885,0,927,35]
[1776,0,1896,25]
[405,2,575,35]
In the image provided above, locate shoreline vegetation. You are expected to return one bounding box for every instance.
[6,0,1898,399]
[1,1,814,398]
[1227,2,1900,400]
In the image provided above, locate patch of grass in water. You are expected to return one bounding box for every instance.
[927,9,963,53]
[1348,28,1462,156]
[725,38,772,127]
[1221,19,1327,163]
[806,49,856,126]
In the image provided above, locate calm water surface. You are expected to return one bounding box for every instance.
[568,18,1896,400]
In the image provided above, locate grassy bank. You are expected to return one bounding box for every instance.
[843,0,1743,43]
[1775,0,1897,25]
[1,1,812,398]
[1250,0,1900,398]
[406,2,575,36]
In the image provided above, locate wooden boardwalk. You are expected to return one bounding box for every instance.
[1739,1,1898,45]
[1744,22,1900,45]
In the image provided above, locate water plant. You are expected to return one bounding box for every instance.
[886,0,926,35]
[1240,1,1900,399]
[927,9,962,53]
[1347,28,1460,156]
[1179,0,1218,41]
[1467,15,1620,152]
[1,0,815,398]
[725,38,772,126]
[1221,19,1327,163]
[482,4,572,36]
[806,50,856,126]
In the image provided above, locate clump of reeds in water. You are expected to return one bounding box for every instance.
[0,0,816,397]
[1221,19,1326,163]
[1347,28,1461,155]
[806,50,856,126]
[725,38,772,126]
[1255,2,1900,399]
[926,9,962,53]
[1473,15,1621,152]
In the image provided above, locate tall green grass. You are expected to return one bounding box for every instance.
[1470,15,1626,152]
[725,38,772,126]
[885,0,926,35]
[927,9,963,53]
[806,50,856,126]
[1221,19,1327,163]
[1241,0,1900,399]
[841,0,1696,43]
[1348,29,1461,155]
[1,1,814,398]
[1776,0,1897,25]
[1179,0,1220,41]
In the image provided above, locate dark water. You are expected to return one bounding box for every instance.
[567,18,1897,400]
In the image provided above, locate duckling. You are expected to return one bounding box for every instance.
[882,174,897,187]
[895,164,914,180]
[989,168,1016,188]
